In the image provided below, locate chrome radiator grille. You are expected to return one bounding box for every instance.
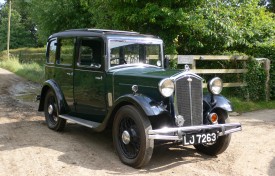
[175,76,203,126]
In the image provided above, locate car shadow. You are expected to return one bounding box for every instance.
[0,117,215,174]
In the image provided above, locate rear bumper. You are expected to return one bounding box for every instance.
[148,123,241,140]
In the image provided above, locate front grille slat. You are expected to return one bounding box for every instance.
[175,76,203,126]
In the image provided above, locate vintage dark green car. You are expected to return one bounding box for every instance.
[37,29,241,168]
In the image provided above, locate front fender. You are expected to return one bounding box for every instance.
[95,94,168,132]
[203,94,233,113]
[113,94,167,117]
[38,79,69,114]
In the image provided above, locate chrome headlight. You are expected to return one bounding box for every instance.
[159,78,174,97]
[207,77,223,95]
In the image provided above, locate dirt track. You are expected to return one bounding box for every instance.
[0,67,274,176]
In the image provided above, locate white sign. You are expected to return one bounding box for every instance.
[178,55,194,64]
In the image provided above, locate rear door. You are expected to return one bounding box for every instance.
[54,37,76,111]
[73,37,106,122]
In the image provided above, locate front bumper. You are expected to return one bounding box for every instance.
[148,123,241,140]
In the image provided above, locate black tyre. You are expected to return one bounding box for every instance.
[194,109,231,155]
[44,90,66,131]
[112,105,154,168]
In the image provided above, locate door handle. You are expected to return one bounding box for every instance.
[95,76,103,80]
[67,72,73,76]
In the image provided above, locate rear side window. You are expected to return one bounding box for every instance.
[77,38,103,69]
[57,38,75,65]
[47,39,57,64]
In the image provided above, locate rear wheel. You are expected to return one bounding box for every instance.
[112,105,154,168]
[194,109,231,155]
[44,90,66,131]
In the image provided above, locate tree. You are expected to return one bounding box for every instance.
[90,0,275,55]
[12,0,38,46]
[0,3,36,51]
[29,0,95,43]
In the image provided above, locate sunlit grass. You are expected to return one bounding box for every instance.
[0,56,44,84]
[229,97,275,113]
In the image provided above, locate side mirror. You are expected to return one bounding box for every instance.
[164,57,170,69]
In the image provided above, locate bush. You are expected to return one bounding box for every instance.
[241,58,267,101]
[246,43,275,100]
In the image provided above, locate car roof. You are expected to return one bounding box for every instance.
[48,28,160,40]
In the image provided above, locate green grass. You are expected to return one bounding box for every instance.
[0,56,44,84]
[229,97,275,113]
[0,47,46,56]
[0,48,46,65]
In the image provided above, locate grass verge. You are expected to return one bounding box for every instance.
[229,97,275,113]
[0,56,44,84]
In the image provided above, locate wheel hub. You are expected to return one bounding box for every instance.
[122,130,131,144]
[48,104,54,115]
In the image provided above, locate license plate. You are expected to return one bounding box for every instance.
[183,132,217,145]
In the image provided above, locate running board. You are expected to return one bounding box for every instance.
[59,114,101,129]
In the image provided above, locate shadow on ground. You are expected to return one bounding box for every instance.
[0,117,214,174]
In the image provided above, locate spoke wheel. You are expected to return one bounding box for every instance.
[119,117,140,159]
[44,90,66,131]
[113,105,153,168]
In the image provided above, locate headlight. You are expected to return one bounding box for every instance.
[159,78,174,97]
[207,77,223,95]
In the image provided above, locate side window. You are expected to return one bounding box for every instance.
[47,39,57,64]
[78,38,102,69]
[57,38,75,65]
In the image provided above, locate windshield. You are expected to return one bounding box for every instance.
[109,40,163,68]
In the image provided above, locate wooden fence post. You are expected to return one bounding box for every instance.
[256,58,271,101]
[19,51,22,63]
[264,59,270,101]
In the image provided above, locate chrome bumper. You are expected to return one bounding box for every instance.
[148,123,242,140]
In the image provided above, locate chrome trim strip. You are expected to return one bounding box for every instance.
[109,63,162,70]
[119,83,157,89]
[188,77,193,125]
[74,69,103,73]
[170,71,203,81]
[148,123,242,141]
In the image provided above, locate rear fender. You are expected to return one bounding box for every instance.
[38,79,68,114]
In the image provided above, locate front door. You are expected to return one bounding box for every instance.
[73,37,106,122]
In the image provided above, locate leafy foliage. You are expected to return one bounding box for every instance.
[242,59,267,101]
[29,0,94,43]
[90,0,275,55]
[0,3,36,51]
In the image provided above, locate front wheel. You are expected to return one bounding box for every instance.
[44,90,66,131]
[112,105,154,168]
[194,109,231,155]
